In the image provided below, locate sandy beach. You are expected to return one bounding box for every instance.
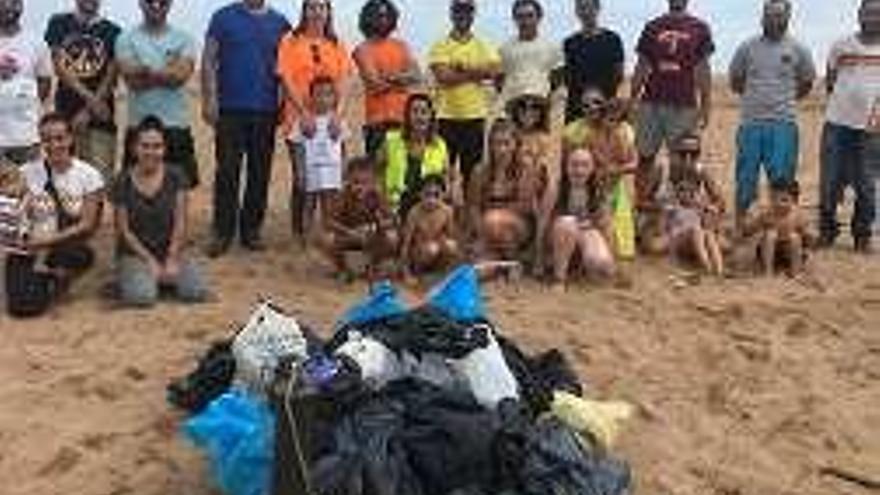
[0,84,878,495]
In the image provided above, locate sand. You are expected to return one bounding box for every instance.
[0,85,878,495]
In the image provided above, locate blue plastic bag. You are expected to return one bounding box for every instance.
[184,390,276,495]
[338,280,407,326]
[425,265,485,322]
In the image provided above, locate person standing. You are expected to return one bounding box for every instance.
[429,0,501,194]
[631,0,714,204]
[115,0,198,189]
[276,0,353,240]
[820,0,880,252]
[499,0,563,108]
[202,0,289,256]
[353,0,421,159]
[729,0,815,232]
[0,0,53,166]
[563,0,624,123]
[44,0,121,178]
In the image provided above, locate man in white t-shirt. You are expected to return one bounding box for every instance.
[0,0,53,166]
[820,0,880,253]
[498,0,563,107]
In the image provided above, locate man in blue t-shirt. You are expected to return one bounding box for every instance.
[202,0,290,257]
[44,0,121,177]
[115,0,199,189]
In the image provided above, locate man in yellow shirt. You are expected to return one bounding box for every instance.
[429,0,501,191]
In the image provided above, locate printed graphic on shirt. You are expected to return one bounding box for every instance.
[56,33,108,80]
[656,30,692,73]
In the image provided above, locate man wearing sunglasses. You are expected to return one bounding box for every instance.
[44,0,121,179]
[429,0,502,193]
[116,0,199,189]
[729,0,815,234]
[0,0,53,167]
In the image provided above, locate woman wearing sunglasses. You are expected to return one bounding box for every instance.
[561,87,637,258]
[276,0,353,240]
[505,93,559,274]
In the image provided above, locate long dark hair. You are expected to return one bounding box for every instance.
[506,94,550,133]
[402,93,438,141]
[359,0,399,38]
[292,0,339,43]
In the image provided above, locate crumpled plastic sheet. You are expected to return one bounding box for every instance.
[185,390,276,495]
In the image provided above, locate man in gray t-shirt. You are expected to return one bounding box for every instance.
[729,0,815,230]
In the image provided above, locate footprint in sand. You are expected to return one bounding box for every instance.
[37,446,82,477]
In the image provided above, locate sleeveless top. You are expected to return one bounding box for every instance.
[383,130,448,209]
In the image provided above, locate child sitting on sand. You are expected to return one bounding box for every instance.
[316,157,398,282]
[744,180,814,277]
[664,173,725,277]
[641,133,726,255]
[400,174,461,282]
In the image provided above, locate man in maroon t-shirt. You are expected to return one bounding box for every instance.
[631,0,714,204]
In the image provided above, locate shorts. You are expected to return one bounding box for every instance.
[635,103,699,158]
[123,126,199,189]
[439,119,485,186]
[735,121,799,212]
[304,161,342,193]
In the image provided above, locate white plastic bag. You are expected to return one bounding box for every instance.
[232,302,308,393]
[450,325,519,409]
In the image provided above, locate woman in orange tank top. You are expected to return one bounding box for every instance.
[276,0,353,239]
[353,0,422,159]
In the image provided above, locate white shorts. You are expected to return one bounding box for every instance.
[305,162,342,193]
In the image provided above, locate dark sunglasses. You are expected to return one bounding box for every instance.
[514,10,539,20]
[145,0,171,9]
[583,98,606,109]
[452,3,475,15]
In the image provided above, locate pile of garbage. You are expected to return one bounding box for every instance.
[169,266,635,495]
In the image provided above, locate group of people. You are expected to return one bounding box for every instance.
[0,0,878,317]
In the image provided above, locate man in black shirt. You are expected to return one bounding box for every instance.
[563,0,624,122]
[45,0,121,177]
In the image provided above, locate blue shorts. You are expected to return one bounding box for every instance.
[735,121,799,212]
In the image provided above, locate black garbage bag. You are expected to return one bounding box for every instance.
[333,307,490,359]
[497,336,583,416]
[516,418,631,495]
[167,339,236,414]
[309,379,504,495]
[397,380,499,495]
[310,395,423,495]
